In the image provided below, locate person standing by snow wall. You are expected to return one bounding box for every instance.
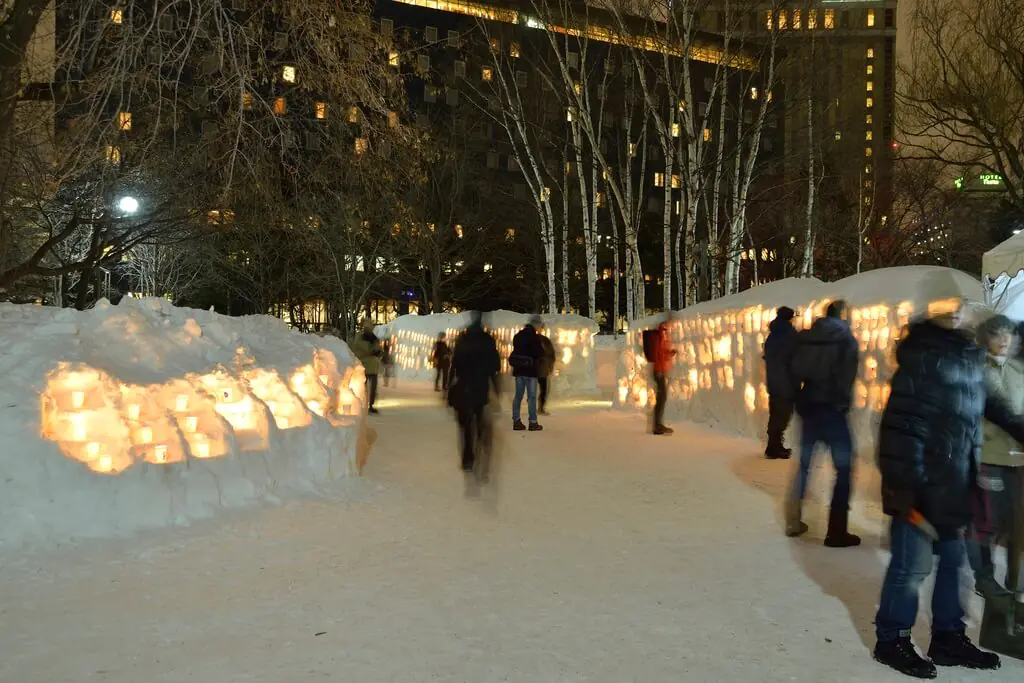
[642,315,676,436]
[448,311,501,479]
[763,306,798,460]
[536,321,556,416]
[431,332,452,393]
[508,320,544,431]
[351,319,382,415]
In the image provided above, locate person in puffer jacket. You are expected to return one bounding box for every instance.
[872,306,1024,679]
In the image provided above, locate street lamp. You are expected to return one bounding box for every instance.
[117,196,139,214]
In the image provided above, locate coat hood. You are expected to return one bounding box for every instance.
[769,316,796,335]
[896,319,979,367]
[804,315,851,343]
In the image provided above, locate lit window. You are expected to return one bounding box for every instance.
[489,37,500,53]
[866,130,874,141]
[808,8,818,29]
[671,122,680,137]
[105,145,121,164]
[348,106,359,123]
[865,147,873,157]
[315,102,327,120]
[388,111,398,128]
[866,81,873,92]
[864,179,873,189]
[866,64,874,75]
[703,128,712,142]
[674,199,681,214]
[867,48,875,59]
[427,223,436,232]
[750,87,759,100]
[540,187,551,201]
[866,97,874,108]
[273,97,286,115]
[574,81,582,95]
[482,67,493,82]
[767,90,773,103]
[824,8,835,29]
[778,9,787,29]
[566,108,574,122]
[355,138,369,155]
[242,92,253,110]
[117,111,131,131]
[765,10,773,30]
[505,227,515,240]
[483,263,493,272]
[834,131,842,141]
[455,224,464,238]
[654,172,665,187]
[510,42,520,58]
[282,65,296,83]
[866,114,873,125]
[628,142,637,157]
[865,164,873,174]
[793,9,802,29]
[388,51,399,67]
[864,196,872,206]
[678,100,687,112]
[596,192,605,207]
[671,174,680,189]
[110,8,123,24]
[866,9,875,27]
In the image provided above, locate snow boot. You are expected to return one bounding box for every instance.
[927,630,1001,670]
[765,445,790,460]
[513,420,526,431]
[654,424,674,435]
[784,495,808,537]
[528,422,543,432]
[873,637,937,679]
[824,507,861,547]
[974,545,1015,607]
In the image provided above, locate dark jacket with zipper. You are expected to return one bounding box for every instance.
[790,316,859,414]
[763,317,798,400]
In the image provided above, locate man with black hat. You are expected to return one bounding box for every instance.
[763,306,798,459]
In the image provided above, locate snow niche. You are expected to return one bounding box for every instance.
[377,311,600,397]
[12,297,368,548]
[617,266,983,455]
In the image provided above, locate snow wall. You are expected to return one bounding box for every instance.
[377,311,599,397]
[0,296,368,549]
[616,266,984,455]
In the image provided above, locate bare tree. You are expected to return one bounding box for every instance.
[120,242,202,302]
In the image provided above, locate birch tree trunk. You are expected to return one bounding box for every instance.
[561,146,571,311]
[801,90,817,278]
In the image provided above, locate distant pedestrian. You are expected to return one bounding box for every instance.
[351,318,382,414]
[431,332,452,392]
[536,321,556,416]
[786,300,860,546]
[508,319,544,431]
[381,339,395,387]
[448,312,501,480]
[642,315,676,435]
[763,306,798,459]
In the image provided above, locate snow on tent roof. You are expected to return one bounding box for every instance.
[983,230,1024,279]
[828,265,982,308]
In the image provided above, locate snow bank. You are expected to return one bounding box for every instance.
[0,297,367,548]
[616,267,983,454]
[377,311,599,397]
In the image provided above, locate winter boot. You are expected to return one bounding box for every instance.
[765,445,790,460]
[785,495,808,537]
[873,637,937,679]
[927,630,1001,670]
[528,422,543,432]
[824,507,861,547]
[654,424,674,435]
[974,545,1015,607]
[513,420,526,431]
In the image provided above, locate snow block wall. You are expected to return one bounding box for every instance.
[377,311,600,397]
[0,296,367,548]
[616,267,984,454]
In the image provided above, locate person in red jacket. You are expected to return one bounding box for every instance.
[651,318,677,435]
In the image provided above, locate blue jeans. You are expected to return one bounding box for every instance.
[796,408,853,512]
[875,518,966,641]
[512,376,538,424]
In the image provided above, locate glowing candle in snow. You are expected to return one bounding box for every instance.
[70,413,87,441]
[184,416,198,433]
[127,404,141,421]
[154,445,168,463]
[86,442,100,459]
[319,375,329,385]
[139,427,153,444]
[279,416,289,429]
[71,391,85,409]
[195,440,210,458]
[98,455,113,472]
[176,395,189,412]
[308,400,322,415]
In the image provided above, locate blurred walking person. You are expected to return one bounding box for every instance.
[642,315,676,435]
[872,306,1024,678]
[537,323,556,416]
[508,319,544,431]
[351,319,383,414]
[431,332,452,392]
[448,312,501,480]
[786,300,860,546]
[763,306,798,459]
[381,339,395,387]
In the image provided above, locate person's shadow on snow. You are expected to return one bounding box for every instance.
[730,451,888,652]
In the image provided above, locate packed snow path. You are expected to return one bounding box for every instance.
[1,384,1022,682]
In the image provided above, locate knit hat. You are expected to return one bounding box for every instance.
[776,306,795,321]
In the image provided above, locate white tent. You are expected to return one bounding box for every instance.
[983,231,1024,320]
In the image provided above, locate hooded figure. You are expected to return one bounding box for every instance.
[350,319,382,413]
[509,320,544,431]
[449,312,501,475]
[872,306,1024,678]
[763,306,798,459]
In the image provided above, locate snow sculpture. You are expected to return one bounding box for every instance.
[616,267,982,451]
[377,311,599,397]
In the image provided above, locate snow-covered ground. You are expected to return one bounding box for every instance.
[1,382,1019,682]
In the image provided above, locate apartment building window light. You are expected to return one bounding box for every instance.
[671,174,680,189]
[315,102,327,120]
[778,9,787,29]
[110,8,123,24]
[834,131,842,141]
[865,147,873,157]
[703,128,712,142]
[348,106,359,123]
[242,92,253,110]
[273,97,286,115]
[482,66,493,82]
[867,47,875,59]
[866,64,874,75]
[654,172,665,187]
[540,187,551,201]
[866,96,874,108]
[388,51,399,67]
[866,9,875,27]
[387,111,398,128]
[808,8,818,29]
[505,227,515,240]
[764,10,773,30]
[117,111,132,131]
[866,130,873,141]
[866,113,873,125]
[866,81,874,92]
[489,37,500,53]
[824,9,835,29]
[448,30,459,47]
[628,142,637,157]
[355,138,369,155]
[282,65,296,83]
[671,122,680,137]
[566,108,574,122]
[574,81,582,95]
[105,145,121,164]
[510,42,520,58]
[456,224,465,238]
[750,87,759,100]
[793,9,801,29]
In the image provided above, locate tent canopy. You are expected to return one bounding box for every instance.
[983,231,1024,279]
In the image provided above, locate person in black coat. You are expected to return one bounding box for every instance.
[431,332,452,392]
[872,308,1024,678]
[763,306,798,459]
[449,312,501,475]
[508,321,544,431]
[786,300,861,546]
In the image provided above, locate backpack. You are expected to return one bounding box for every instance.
[642,329,659,363]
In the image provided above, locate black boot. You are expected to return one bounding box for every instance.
[765,445,790,460]
[823,507,861,547]
[974,544,1015,606]
[927,630,1000,670]
[873,637,937,679]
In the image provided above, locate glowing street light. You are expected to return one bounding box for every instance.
[117,196,139,214]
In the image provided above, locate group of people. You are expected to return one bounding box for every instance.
[758,300,1024,678]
